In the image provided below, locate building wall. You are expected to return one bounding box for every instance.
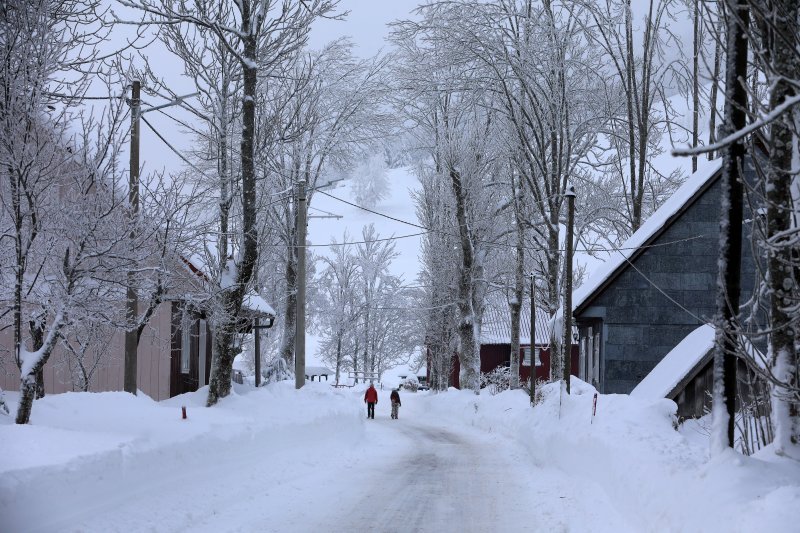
[576,175,758,394]
[448,344,579,388]
[0,302,174,401]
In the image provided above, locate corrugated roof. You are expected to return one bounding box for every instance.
[480,297,552,345]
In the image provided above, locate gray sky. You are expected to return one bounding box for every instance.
[308,0,420,55]
[135,1,420,179]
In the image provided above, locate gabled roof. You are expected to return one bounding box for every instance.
[630,323,767,401]
[573,158,723,314]
[630,324,715,400]
[481,297,552,345]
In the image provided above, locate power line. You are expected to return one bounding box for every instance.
[317,189,710,254]
[140,114,217,183]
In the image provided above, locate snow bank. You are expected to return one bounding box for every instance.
[415,380,800,533]
[0,382,365,532]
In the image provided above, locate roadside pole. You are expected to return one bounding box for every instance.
[562,185,576,395]
[295,179,307,389]
[123,85,200,395]
[124,80,140,395]
[530,272,536,406]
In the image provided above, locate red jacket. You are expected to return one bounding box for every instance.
[364,386,378,403]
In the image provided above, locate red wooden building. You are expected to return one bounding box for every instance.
[442,302,579,389]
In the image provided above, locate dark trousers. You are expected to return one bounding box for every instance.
[367,402,375,419]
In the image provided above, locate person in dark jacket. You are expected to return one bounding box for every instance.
[390,388,401,419]
[364,383,378,419]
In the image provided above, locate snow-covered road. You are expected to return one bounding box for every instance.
[318,417,631,533]
[4,389,631,533]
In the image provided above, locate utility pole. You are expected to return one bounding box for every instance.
[122,86,199,395]
[563,185,576,394]
[124,80,140,395]
[530,272,536,406]
[295,179,307,389]
[254,316,261,387]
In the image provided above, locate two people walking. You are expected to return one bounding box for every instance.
[363,383,401,420]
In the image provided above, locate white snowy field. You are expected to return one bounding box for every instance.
[2,380,797,533]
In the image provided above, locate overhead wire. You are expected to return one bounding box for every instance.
[317,188,710,254]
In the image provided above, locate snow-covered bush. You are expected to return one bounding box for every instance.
[261,357,293,386]
[0,387,9,415]
[401,373,420,392]
[521,378,548,405]
[480,367,511,395]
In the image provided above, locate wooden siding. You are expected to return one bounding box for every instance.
[0,302,175,401]
[447,344,580,388]
[574,164,760,394]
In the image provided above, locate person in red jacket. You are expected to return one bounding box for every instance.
[364,383,378,419]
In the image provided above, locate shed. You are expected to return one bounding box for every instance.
[305,366,334,382]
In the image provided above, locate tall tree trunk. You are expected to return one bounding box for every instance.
[692,0,700,173]
[450,167,480,393]
[29,319,45,398]
[764,0,799,453]
[708,16,723,160]
[509,175,524,389]
[207,19,259,406]
[547,214,560,381]
[711,0,749,453]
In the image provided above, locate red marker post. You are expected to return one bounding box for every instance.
[181,406,187,420]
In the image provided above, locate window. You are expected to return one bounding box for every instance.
[181,312,191,374]
[522,346,542,367]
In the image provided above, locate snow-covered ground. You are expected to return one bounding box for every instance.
[2,379,797,532]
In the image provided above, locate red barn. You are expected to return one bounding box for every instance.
[442,303,579,389]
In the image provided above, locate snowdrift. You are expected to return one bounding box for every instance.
[415,379,800,533]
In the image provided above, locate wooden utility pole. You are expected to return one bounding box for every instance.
[124,80,141,395]
[563,185,576,394]
[691,0,700,173]
[530,272,536,406]
[254,316,261,387]
[295,179,307,390]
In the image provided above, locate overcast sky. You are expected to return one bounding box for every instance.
[134,1,421,179]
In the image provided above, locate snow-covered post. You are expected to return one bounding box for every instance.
[563,185,576,394]
[295,179,307,390]
[530,272,536,406]
[124,79,141,395]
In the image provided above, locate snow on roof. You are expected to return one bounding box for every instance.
[573,158,723,311]
[630,324,715,400]
[305,366,334,376]
[242,291,276,317]
[481,298,552,345]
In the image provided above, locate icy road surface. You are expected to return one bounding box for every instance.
[5,391,631,533]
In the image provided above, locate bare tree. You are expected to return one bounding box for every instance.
[258,40,388,366]
[1,0,135,424]
[118,0,338,405]
[583,0,685,234]
[391,7,504,392]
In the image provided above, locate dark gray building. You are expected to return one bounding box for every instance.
[573,159,759,394]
